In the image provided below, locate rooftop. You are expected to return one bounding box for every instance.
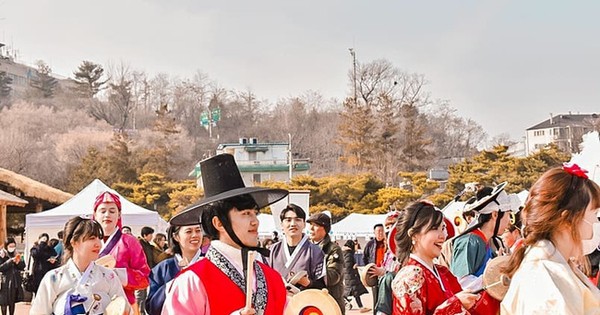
[527,113,599,131]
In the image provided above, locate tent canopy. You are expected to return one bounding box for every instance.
[331,213,387,239]
[25,179,169,254]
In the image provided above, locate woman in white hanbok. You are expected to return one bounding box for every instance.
[30,216,128,315]
[501,164,600,315]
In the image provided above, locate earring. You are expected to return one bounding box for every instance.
[411,239,416,245]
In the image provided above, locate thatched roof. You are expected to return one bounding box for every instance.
[0,190,28,207]
[0,168,72,204]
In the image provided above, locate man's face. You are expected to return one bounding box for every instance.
[374,226,385,241]
[227,208,260,247]
[281,210,305,240]
[94,203,120,233]
[121,227,132,235]
[144,233,154,242]
[308,223,327,242]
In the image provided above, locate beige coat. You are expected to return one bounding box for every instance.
[501,239,600,315]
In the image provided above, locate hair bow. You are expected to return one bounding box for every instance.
[563,163,588,179]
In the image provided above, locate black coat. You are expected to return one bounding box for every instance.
[342,247,368,297]
[30,242,58,293]
[0,250,25,305]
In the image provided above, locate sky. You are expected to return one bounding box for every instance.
[2,0,600,140]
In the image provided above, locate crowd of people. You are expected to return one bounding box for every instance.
[2,154,600,314]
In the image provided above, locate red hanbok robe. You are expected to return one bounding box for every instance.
[392,256,497,315]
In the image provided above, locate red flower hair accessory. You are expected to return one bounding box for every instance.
[563,163,588,179]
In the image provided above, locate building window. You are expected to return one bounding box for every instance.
[534,144,546,149]
[253,174,261,183]
[533,130,545,137]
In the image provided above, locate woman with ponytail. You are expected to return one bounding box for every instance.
[390,200,495,315]
[501,164,600,314]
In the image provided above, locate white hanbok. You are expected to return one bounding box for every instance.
[501,240,600,315]
[30,259,127,315]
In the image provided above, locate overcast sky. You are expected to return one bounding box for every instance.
[2,1,599,140]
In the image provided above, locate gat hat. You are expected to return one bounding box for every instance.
[307,212,332,233]
[464,182,509,214]
[170,154,289,225]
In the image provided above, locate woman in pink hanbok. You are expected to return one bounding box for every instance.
[92,191,150,314]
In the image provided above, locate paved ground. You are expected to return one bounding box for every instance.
[16,288,376,314]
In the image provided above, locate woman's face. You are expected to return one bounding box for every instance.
[413,220,448,261]
[174,225,202,254]
[579,202,600,241]
[73,236,102,261]
[94,203,120,234]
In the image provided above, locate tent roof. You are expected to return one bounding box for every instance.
[331,213,387,237]
[0,190,28,207]
[28,179,157,218]
[0,167,72,204]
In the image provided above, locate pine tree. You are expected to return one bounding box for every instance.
[0,71,12,107]
[336,97,378,171]
[73,61,107,98]
[29,61,58,98]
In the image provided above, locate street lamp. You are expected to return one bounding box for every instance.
[288,133,293,182]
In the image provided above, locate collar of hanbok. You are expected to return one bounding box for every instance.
[210,240,246,275]
[65,258,95,281]
[410,253,445,291]
[526,239,599,291]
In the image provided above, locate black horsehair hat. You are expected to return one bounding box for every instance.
[170,154,289,226]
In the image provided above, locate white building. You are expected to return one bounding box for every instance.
[191,138,310,188]
[526,113,598,155]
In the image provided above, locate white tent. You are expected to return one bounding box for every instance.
[25,179,169,256]
[331,213,387,239]
[258,213,277,237]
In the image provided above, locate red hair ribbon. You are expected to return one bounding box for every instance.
[563,163,588,179]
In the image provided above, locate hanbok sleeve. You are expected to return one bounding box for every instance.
[450,235,484,278]
[392,265,464,315]
[30,270,59,315]
[122,236,151,291]
[161,271,208,315]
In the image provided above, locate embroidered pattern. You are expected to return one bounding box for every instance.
[392,265,425,313]
[206,248,268,314]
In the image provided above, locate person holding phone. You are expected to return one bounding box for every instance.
[0,238,26,315]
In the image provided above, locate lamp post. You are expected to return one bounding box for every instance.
[288,133,293,182]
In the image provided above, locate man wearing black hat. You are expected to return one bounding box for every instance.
[307,212,345,314]
[163,154,289,315]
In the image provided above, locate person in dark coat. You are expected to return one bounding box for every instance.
[342,240,370,313]
[29,233,57,295]
[0,238,25,315]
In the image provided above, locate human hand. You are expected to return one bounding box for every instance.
[353,263,358,269]
[296,274,310,287]
[48,257,57,264]
[238,306,256,315]
[455,291,480,309]
[368,266,385,277]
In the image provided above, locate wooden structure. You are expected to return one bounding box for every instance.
[0,168,72,243]
[0,190,28,245]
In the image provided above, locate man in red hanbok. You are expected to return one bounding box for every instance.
[162,154,289,315]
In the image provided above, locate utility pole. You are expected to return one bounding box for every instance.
[288,133,293,182]
[349,48,358,104]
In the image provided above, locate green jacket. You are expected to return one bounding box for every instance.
[316,234,345,314]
